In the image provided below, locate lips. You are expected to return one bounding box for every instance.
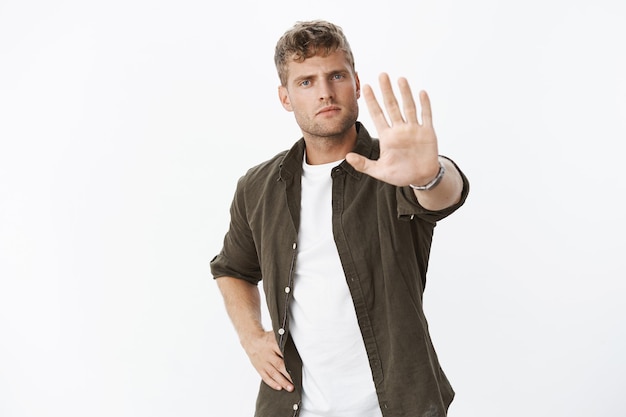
[316,105,341,115]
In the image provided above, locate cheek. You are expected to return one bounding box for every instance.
[288,96,307,112]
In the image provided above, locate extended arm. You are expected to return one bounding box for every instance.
[216,276,294,392]
[346,73,463,211]
[412,156,464,210]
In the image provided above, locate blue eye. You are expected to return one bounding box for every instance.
[301,80,310,86]
[332,73,344,80]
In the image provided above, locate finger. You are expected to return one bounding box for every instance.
[269,341,293,390]
[270,345,293,385]
[378,73,405,124]
[275,358,294,386]
[261,373,283,391]
[263,359,294,391]
[362,84,390,132]
[345,152,378,176]
[398,77,418,125]
[419,90,433,127]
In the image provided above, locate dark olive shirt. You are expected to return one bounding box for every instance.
[211,123,470,417]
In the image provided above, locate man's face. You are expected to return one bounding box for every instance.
[278,50,360,140]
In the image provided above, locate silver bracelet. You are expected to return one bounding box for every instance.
[409,161,446,191]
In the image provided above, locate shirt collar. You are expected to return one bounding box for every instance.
[278,122,377,182]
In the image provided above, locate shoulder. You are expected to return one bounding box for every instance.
[238,150,288,188]
[238,137,305,189]
[243,150,286,176]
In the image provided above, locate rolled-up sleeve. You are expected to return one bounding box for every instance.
[396,155,470,223]
[210,175,262,285]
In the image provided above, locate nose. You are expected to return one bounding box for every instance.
[318,80,334,101]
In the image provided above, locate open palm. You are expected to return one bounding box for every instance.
[346,73,441,187]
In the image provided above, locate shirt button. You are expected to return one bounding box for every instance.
[292,242,297,250]
[293,404,299,411]
[278,328,285,335]
[284,286,291,294]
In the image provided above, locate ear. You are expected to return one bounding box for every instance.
[278,85,293,112]
[355,72,361,99]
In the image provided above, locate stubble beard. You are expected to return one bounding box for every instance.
[297,103,359,144]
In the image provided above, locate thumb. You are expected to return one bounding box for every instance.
[345,152,374,174]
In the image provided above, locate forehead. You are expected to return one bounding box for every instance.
[285,50,353,81]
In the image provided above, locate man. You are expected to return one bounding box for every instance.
[211,20,469,417]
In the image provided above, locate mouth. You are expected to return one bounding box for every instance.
[316,105,341,116]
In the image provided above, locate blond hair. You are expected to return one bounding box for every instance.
[274,20,355,86]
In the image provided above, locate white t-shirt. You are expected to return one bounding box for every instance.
[289,155,383,417]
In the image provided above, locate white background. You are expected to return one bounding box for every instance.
[1,0,625,416]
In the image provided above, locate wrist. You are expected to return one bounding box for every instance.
[239,326,266,349]
[409,160,446,191]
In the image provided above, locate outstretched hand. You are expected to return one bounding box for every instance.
[346,73,441,187]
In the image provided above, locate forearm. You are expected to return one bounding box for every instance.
[216,276,265,347]
[216,276,294,391]
[413,157,464,211]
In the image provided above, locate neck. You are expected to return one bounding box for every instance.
[303,127,357,165]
